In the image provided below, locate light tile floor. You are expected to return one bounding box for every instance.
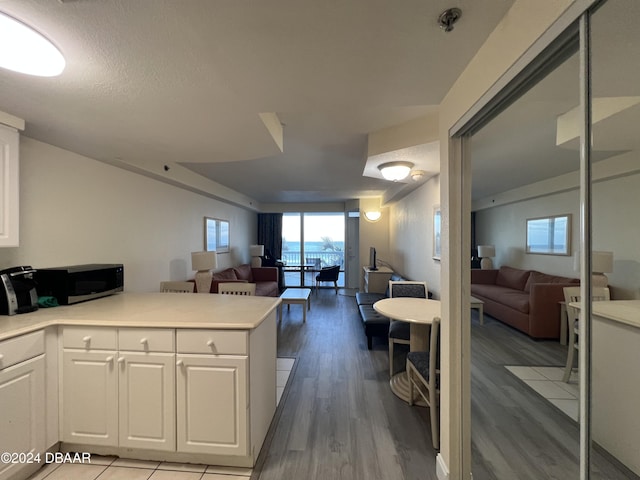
[506,365,579,421]
[26,358,295,480]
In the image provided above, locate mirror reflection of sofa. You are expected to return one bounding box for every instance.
[471,266,579,339]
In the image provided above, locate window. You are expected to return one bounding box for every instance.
[281,212,345,287]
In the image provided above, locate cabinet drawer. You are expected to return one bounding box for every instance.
[0,330,45,369]
[177,330,247,355]
[63,326,117,350]
[118,328,174,352]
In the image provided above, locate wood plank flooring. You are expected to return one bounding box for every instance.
[253,289,637,480]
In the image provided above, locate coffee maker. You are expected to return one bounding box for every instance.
[0,266,39,315]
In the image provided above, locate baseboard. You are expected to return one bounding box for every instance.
[436,453,449,480]
[436,454,474,480]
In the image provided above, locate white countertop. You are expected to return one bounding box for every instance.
[0,293,281,341]
[570,299,640,329]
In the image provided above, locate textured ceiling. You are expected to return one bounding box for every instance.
[0,0,516,204]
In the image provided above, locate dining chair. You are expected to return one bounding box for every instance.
[159,281,195,293]
[315,265,340,294]
[562,286,610,382]
[406,316,441,450]
[218,282,256,296]
[388,281,428,377]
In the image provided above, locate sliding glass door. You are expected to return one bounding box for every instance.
[455,1,640,477]
[281,212,345,288]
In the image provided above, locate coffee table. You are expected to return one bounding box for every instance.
[470,296,484,325]
[279,288,311,323]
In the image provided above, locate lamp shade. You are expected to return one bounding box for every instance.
[477,245,495,258]
[573,251,614,273]
[249,244,265,257]
[378,161,414,181]
[191,251,217,271]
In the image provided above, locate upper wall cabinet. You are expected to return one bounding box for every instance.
[0,124,19,247]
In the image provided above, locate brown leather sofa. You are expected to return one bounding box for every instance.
[194,264,279,297]
[471,266,578,339]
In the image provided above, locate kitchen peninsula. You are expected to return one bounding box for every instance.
[0,293,280,480]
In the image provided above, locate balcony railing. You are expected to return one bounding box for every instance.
[281,251,344,270]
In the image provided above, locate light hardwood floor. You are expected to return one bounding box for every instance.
[254,289,637,480]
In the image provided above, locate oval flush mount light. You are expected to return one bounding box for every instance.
[0,11,65,76]
[378,161,414,182]
[364,211,382,222]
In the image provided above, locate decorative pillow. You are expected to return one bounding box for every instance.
[233,264,254,282]
[495,266,531,291]
[211,268,237,281]
[524,271,579,292]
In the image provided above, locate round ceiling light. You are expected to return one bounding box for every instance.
[378,161,414,182]
[0,11,65,77]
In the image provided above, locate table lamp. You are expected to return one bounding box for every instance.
[192,251,217,294]
[574,250,613,287]
[250,245,264,268]
[477,245,496,270]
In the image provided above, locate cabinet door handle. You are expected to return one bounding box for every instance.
[105,356,114,363]
[0,354,4,361]
[140,337,148,345]
[206,340,214,347]
[176,360,184,367]
[117,357,125,364]
[82,336,91,343]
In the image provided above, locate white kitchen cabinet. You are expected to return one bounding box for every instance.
[62,327,176,450]
[0,330,45,480]
[176,354,248,456]
[49,301,277,468]
[61,350,118,446]
[0,123,19,247]
[118,351,175,451]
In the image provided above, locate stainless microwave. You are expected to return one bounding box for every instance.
[35,264,124,305]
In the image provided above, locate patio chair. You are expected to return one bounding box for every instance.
[315,265,340,294]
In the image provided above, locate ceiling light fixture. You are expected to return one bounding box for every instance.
[378,161,414,182]
[364,211,382,222]
[0,11,65,77]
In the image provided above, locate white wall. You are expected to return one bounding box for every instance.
[476,169,640,300]
[389,175,441,297]
[0,137,256,292]
[358,197,389,289]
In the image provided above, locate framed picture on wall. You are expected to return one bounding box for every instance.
[204,217,230,253]
[433,206,441,260]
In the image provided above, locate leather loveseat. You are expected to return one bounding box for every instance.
[471,266,578,339]
[194,264,279,297]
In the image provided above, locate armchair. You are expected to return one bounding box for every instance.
[315,265,340,294]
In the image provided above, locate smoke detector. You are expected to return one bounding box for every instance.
[438,8,462,32]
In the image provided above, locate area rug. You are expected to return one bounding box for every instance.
[505,365,579,421]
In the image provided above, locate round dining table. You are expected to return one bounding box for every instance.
[374,297,441,404]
